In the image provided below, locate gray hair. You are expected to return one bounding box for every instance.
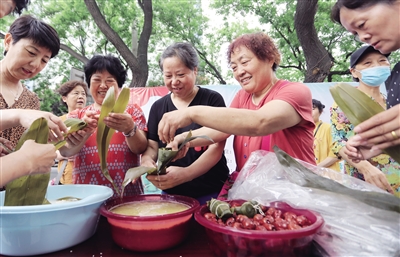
[159,42,199,71]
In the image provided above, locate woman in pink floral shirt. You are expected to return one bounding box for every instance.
[60,54,148,198]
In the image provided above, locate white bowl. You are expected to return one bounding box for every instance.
[0,184,113,256]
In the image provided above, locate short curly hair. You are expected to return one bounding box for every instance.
[227,32,281,71]
[56,80,88,107]
[84,54,127,88]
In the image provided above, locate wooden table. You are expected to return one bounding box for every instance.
[20,217,215,257]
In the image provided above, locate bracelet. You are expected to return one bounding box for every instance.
[123,123,137,137]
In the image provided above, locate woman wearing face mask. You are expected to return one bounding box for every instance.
[331,0,400,160]
[330,45,399,197]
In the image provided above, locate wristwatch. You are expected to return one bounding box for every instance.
[123,124,137,137]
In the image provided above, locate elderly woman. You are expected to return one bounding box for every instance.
[59,54,148,197]
[330,45,399,197]
[54,80,88,185]
[157,32,315,197]
[0,14,60,147]
[331,0,400,159]
[142,42,230,204]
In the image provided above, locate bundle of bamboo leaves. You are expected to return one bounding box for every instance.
[96,87,131,196]
[330,83,400,162]
[4,118,87,206]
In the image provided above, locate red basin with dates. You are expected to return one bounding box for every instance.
[100,194,199,252]
[194,200,324,257]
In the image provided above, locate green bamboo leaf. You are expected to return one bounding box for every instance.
[64,118,87,133]
[207,198,233,219]
[121,131,214,197]
[96,87,131,196]
[5,118,51,206]
[273,145,400,213]
[330,83,400,163]
[96,87,118,193]
[121,166,157,197]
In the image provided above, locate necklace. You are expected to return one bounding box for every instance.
[3,85,21,101]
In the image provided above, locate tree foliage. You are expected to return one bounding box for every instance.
[210,0,360,82]
[2,0,398,94]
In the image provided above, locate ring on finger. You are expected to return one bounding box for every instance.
[391,131,399,140]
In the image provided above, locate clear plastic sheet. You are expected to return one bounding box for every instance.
[228,150,400,257]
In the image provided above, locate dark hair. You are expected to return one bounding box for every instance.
[227,32,281,71]
[159,42,199,71]
[13,0,30,15]
[56,80,88,107]
[312,99,325,113]
[331,0,396,25]
[84,54,127,88]
[6,15,60,58]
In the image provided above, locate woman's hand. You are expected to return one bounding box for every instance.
[0,137,13,156]
[103,112,134,134]
[158,109,193,143]
[82,110,100,134]
[354,105,400,150]
[141,158,157,168]
[166,133,190,162]
[358,164,394,194]
[343,136,382,162]
[20,140,57,174]
[146,166,189,190]
[18,110,68,142]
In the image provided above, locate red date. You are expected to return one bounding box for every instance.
[203,204,311,232]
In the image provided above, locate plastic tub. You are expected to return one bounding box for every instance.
[100,194,199,252]
[194,200,324,257]
[0,184,113,256]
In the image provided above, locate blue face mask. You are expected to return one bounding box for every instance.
[355,66,391,87]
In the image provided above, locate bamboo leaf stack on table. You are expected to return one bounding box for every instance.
[4,118,87,206]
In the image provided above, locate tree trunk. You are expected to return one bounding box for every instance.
[84,0,151,87]
[294,0,333,82]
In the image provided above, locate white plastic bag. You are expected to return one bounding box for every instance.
[228,150,400,257]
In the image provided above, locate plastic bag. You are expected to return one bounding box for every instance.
[228,150,400,257]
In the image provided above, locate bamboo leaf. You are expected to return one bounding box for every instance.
[330,83,400,163]
[121,131,214,197]
[5,118,50,206]
[273,145,400,213]
[96,87,130,196]
[156,131,214,174]
[64,118,87,133]
[121,166,157,197]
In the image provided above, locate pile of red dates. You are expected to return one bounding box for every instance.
[204,199,311,231]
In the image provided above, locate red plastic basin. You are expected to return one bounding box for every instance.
[100,194,199,252]
[194,200,324,257]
